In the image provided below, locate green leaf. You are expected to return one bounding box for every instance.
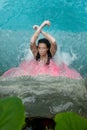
[54,112,87,130]
[0,97,25,130]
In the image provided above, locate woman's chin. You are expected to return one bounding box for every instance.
[40,54,45,56]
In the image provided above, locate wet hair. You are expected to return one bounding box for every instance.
[36,38,52,64]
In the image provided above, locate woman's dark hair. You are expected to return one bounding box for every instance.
[36,38,52,64]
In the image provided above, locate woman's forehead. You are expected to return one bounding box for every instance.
[38,43,47,47]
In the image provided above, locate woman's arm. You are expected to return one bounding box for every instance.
[33,21,57,56]
[41,30,57,57]
[30,21,50,57]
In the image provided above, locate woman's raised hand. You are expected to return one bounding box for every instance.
[43,20,50,26]
[33,25,39,30]
[33,20,50,31]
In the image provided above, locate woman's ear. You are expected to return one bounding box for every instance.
[47,48,49,51]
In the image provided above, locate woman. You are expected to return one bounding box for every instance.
[17,20,59,76]
[2,21,82,79]
[30,20,57,60]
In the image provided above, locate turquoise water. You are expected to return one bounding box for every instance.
[0,0,87,31]
[0,0,87,117]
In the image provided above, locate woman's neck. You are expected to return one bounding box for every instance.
[40,54,48,64]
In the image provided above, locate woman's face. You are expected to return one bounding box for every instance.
[38,43,48,57]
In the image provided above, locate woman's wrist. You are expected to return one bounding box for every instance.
[40,22,46,29]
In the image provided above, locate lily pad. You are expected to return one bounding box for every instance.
[54,112,87,130]
[0,97,25,130]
